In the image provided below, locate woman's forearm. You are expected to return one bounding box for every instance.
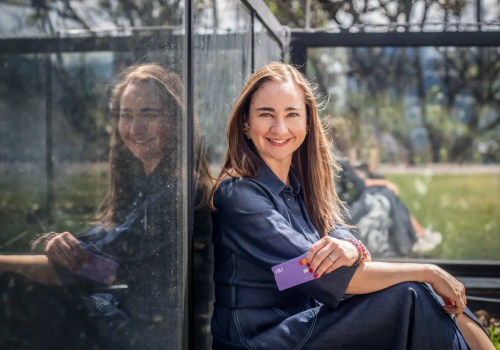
[0,255,61,285]
[346,262,427,294]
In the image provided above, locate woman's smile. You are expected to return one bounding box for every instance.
[266,137,292,146]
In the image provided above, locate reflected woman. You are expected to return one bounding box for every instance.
[0,64,212,349]
[210,63,493,350]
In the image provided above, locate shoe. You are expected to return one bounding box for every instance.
[424,226,443,245]
[412,237,438,253]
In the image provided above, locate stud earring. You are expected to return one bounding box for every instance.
[243,122,251,139]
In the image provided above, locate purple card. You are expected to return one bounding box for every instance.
[73,252,119,286]
[271,253,315,291]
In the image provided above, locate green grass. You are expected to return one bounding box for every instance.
[490,325,500,350]
[1,167,499,261]
[0,167,108,252]
[386,173,500,260]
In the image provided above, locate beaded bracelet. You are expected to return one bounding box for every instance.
[342,238,367,266]
[43,233,59,254]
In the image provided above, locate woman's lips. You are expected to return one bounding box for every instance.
[266,138,291,147]
[132,138,155,146]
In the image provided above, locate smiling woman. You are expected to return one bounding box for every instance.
[119,81,173,176]
[209,62,494,350]
[0,64,212,350]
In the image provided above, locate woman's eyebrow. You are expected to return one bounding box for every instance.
[140,108,161,113]
[256,107,301,112]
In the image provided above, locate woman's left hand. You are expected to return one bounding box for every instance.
[306,237,359,278]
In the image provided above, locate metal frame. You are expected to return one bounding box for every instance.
[290,31,500,74]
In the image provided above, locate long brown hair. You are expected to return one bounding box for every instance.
[100,64,211,225]
[210,62,348,237]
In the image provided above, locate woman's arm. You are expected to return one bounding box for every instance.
[346,262,467,317]
[0,255,61,286]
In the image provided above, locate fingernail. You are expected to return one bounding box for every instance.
[314,273,319,279]
[309,268,314,273]
[307,263,310,267]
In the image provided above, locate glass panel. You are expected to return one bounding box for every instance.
[254,18,282,69]
[0,54,48,251]
[193,1,252,349]
[0,2,187,350]
[307,46,500,261]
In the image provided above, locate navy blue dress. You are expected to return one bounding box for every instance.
[54,163,184,349]
[211,162,484,350]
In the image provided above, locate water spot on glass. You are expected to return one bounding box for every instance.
[153,315,163,323]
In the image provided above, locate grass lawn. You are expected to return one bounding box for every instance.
[386,173,500,261]
[1,166,499,261]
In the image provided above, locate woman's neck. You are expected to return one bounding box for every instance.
[142,158,161,176]
[260,155,292,186]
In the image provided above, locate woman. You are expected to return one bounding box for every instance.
[210,63,492,350]
[324,116,441,257]
[0,64,212,350]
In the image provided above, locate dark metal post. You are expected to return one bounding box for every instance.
[251,10,255,73]
[186,0,194,349]
[44,55,54,229]
[477,0,482,31]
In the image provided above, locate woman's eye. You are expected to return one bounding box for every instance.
[287,113,299,117]
[120,114,132,119]
[260,113,272,117]
[144,114,159,119]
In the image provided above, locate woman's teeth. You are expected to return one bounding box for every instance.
[270,139,288,144]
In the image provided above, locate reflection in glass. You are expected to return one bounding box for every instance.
[0,64,188,349]
[308,46,500,261]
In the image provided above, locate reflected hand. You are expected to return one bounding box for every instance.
[306,236,359,279]
[425,264,467,319]
[45,232,85,272]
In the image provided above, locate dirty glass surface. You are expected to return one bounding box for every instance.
[307,46,500,261]
[0,2,188,349]
[254,17,282,69]
[193,1,252,349]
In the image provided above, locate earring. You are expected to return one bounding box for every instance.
[243,122,251,139]
[306,125,310,134]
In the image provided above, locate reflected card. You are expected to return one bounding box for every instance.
[74,252,119,286]
[271,253,315,291]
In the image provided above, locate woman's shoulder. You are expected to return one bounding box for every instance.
[214,177,274,211]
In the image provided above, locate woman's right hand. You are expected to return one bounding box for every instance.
[424,264,467,318]
[45,232,86,272]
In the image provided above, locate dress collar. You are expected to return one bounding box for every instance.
[257,160,301,196]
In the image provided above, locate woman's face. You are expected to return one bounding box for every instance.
[119,81,170,164]
[248,80,307,165]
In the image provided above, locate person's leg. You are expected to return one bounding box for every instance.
[456,314,495,350]
[410,214,426,238]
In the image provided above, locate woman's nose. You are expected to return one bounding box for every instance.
[271,117,288,135]
[129,118,148,137]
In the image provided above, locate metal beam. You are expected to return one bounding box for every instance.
[380,259,500,278]
[242,0,284,48]
[291,31,500,48]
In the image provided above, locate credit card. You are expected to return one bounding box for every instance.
[271,253,316,291]
[73,252,119,286]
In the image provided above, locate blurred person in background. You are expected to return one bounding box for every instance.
[324,116,442,257]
